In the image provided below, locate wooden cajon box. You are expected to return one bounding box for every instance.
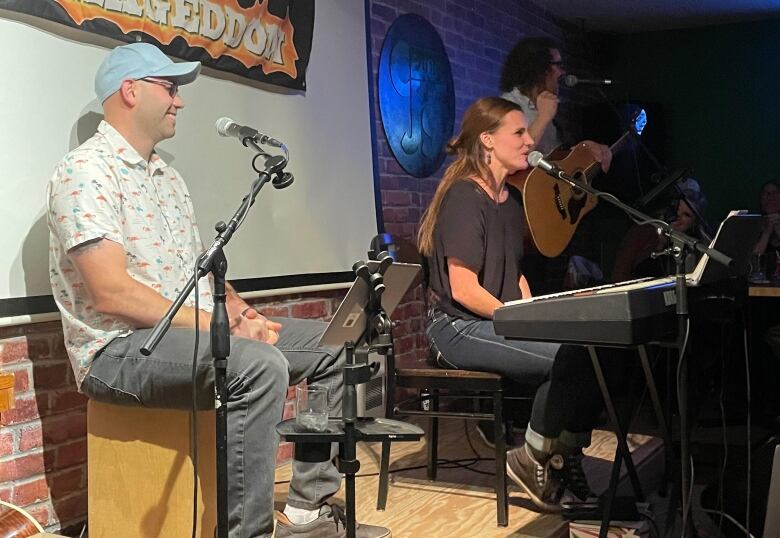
[87,400,216,537]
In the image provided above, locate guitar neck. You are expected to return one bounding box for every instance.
[581,131,633,179]
[609,131,633,155]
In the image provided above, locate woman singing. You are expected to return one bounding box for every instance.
[418,97,623,511]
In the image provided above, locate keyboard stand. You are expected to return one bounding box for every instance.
[586,344,672,538]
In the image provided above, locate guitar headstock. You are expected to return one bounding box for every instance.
[630,107,647,136]
[621,104,647,136]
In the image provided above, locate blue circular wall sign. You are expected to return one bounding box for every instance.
[378,14,455,178]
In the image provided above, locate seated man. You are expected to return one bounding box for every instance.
[47,42,388,538]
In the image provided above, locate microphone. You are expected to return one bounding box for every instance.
[562,74,616,87]
[528,150,563,177]
[215,117,284,148]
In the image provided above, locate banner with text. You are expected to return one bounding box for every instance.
[0,0,314,90]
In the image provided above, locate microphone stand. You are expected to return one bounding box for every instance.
[534,162,732,538]
[140,140,291,538]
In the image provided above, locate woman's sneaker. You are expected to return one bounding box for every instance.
[506,444,563,512]
[555,451,595,501]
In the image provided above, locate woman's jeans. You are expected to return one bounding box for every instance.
[427,312,632,454]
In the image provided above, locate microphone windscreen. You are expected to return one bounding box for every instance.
[563,74,578,88]
[215,117,235,137]
[528,151,544,167]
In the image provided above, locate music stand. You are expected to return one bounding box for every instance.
[687,212,762,285]
[319,261,422,346]
[276,258,423,538]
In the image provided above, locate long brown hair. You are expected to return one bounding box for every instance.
[417,97,523,256]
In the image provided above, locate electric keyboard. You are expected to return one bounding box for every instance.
[493,277,678,346]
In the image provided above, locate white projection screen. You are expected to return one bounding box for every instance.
[0,1,380,321]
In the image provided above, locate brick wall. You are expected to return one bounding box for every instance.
[0,0,583,533]
[0,321,82,529]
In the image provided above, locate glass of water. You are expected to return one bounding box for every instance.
[295,385,329,432]
[749,253,767,283]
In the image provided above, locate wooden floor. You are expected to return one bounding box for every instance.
[273,419,663,537]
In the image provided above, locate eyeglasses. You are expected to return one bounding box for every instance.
[140,77,179,98]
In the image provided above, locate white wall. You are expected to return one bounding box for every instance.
[0,1,378,309]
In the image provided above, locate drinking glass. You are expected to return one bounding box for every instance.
[748,253,766,283]
[295,385,329,431]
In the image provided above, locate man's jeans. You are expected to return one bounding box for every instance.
[82,317,344,538]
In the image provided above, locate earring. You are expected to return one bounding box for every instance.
[485,151,492,165]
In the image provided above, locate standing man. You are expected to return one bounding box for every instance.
[500,36,568,156]
[500,37,613,293]
[500,36,611,162]
[47,42,389,538]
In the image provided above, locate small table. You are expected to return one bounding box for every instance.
[749,283,780,297]
[277,416,423,460]
[277,415,423,538]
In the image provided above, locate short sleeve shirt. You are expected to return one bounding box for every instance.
[47,121,214,388]
[502,88,562,156]
[428,180,525,320]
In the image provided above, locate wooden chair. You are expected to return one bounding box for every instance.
[87,400,216,538]
[378,364,512,526]
[372,235,528,528]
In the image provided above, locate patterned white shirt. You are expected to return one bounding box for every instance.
[47,120,214,389]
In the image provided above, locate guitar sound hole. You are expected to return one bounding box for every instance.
[571,171,587,198]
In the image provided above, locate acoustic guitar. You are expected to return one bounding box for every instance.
[0,500,45,537]
[510,131,633,257]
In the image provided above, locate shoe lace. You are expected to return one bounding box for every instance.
[561,454,592,499]
[327,504,347,531]
[535,460,546,487]
[539,458,566,503]
[523,446,551,489]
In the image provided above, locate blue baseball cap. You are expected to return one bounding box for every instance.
[95,42,201,103]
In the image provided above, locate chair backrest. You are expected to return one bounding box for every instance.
[369,233,397,261]
[370,233,419,261]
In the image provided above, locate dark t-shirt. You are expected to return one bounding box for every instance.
[428,180,525,320]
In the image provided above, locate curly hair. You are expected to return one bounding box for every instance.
[499,36,559,94]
